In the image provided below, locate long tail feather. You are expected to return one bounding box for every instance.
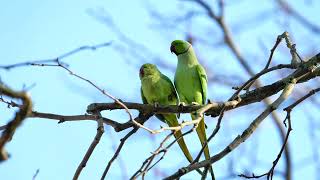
[164,114,205,176]
[192,114,215,179]
[165,114,193,162]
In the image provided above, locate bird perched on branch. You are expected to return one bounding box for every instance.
[139,63,194,163]
[171,40,214,178]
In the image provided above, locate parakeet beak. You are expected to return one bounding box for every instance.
[139,67,144,78]
[170,45,176,55]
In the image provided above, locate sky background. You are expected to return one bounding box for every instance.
[0,0,320,179]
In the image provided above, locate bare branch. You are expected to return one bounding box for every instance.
[239,107,294,179]
[30,111,121,129]
[0,84,32,161]
[73,114,104,180]
[0,42,111,70]
[284,87,320,111]
[32,169,40,180]
[0,41,136,132]
[132,128,198,179]
[101,127,139,180]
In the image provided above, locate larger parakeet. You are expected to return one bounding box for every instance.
[171,40,214,177]
[139,63,195,163]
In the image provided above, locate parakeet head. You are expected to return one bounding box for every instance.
[170,40,191,56]
[139,63,160,79]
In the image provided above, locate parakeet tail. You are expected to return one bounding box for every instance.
[164,114,194,163]
[192,114,215,179]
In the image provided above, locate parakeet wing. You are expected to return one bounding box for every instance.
[195,65,208,104]
[162,74,179,105]
[140,87,148,104]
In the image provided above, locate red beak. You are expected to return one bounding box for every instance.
[139,67,144,77]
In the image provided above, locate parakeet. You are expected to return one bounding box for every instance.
[171,40,214,177]
[139,63,194,163]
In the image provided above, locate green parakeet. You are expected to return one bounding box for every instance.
[139,63,194,163]
[171,40,214,177]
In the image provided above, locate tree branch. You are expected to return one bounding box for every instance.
[73,113,104,180]
[0,84,32,161]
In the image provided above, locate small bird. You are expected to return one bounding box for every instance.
[139,63,194,163]
[171,40,214,178]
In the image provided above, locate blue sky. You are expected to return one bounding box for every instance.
[1,0,320,179]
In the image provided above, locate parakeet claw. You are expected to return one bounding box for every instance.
[175,103,182,119]
[191,102,199,105]
[153,102,160,108]
[177,102,187,118]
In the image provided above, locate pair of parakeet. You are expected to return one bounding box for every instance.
[139,40,213,176]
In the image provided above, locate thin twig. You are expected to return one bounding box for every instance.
[1,42,138,135]
[284,87,320,111]
[0,41,136,125]
[53,60,136,126]
[243,32,289,91]
[0,42,112,70]
[0,41,135,124]
[140,132,174,179]
[132,129,196,179]
[239,109,293,179]
[30,111,122,129]
[101,127,139,180]
[73,114,104,180]
[32,169,40,180]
